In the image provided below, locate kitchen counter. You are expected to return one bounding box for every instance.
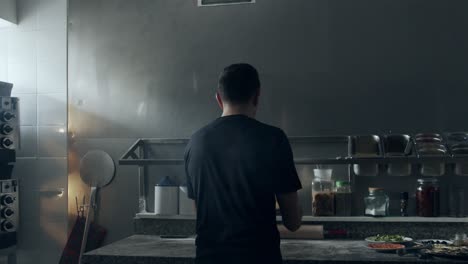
[82,235,467,264]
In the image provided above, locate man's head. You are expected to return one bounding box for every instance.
[216,63,261,116]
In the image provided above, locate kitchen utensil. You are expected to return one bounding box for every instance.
[78,150,115,264]
[383,135,412,176]
[154,176,178,215]
[0,82,12,97]
[415,133,442,141]
[448,132,468,142]
[349,135,382,176]
[418,147,446,176]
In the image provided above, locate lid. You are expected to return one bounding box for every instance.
[336,181,351,188]
[368,187,384,192]
[156,176,177,187]
[448,133,468,142]
[417,178,439,184]
[400,192,409,199]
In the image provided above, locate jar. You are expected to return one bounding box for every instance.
[334,181,352,216]
[364,188,389,217]
[416,178,440,217]
[312,176,334,216]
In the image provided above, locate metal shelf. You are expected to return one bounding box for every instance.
[134,213,468,223]
[120,137,468,166]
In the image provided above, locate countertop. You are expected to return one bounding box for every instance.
[83,235,467,264]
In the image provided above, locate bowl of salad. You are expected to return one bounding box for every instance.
[365,234,413,244]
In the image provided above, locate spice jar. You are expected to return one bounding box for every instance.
[312,169,335,216]
[364,188,389,217]
[416,178,440,217]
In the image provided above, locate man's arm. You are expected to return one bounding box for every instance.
[276,192,302,232]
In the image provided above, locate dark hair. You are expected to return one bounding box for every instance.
[217,63,260,104]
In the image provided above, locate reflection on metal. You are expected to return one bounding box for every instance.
[198,0,255,7]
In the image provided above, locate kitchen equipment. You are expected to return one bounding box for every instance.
[450,143,468,176]
[349,135,382,176]
[364,188,389,216]
[0,82,12,97]
[447,132,468,143]
[78,150,115,264]
[416,178,440,217]
[415,133,442,141]
[334,181,352,216]
[154,176,179,215]
[449,188,465,217]
[0,97,19,155]
[383,134,412,176]
[178,185,195,215]
[417,145,447,176]
[0,179,18,249]
[312,169,334,216]
[400,192,408,216]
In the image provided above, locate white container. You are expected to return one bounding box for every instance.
[154,176,179,215]
[178,186,196,215]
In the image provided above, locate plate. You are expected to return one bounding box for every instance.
[366,236,413,244]
[417,239,453,245]
[367,243,405,253]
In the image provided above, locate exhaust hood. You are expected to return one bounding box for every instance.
[0,0,17,28]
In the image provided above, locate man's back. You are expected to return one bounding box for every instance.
[185,114,301,262]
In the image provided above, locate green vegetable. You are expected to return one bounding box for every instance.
[373,234,405,242]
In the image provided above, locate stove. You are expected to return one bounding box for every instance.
[0,179,18,248]
[0,83,20,249]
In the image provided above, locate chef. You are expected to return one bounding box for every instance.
[184,63,302,264]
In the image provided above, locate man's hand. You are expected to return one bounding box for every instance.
[276,192,302,232]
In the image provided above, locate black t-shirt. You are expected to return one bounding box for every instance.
[184,115,302,261]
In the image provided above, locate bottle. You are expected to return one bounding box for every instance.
[364,188,389,217]
[416,178,440,217]
[400,192,408,216]
[334,181,352,216]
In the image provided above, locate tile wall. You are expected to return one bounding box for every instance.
[0,0,68,263]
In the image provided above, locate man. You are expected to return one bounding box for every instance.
[184,63,302,264]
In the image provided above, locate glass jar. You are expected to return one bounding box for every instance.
[364,188,389,217]
[312,177,335,216]
[334,181,352,216]
[416,178,440,217]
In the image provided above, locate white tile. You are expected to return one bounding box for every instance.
[37,0,67,29]
[7,61,37,94]
[37,59,66,93]
[17,126,37,157]
[37,93,66,125]
[38,126,67,157]
[13,93,37,125]
[7,30,36,64]
[36,28,66,61]
[16,0,38,31]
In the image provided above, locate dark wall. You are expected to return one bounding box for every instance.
[68,0,468,244]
